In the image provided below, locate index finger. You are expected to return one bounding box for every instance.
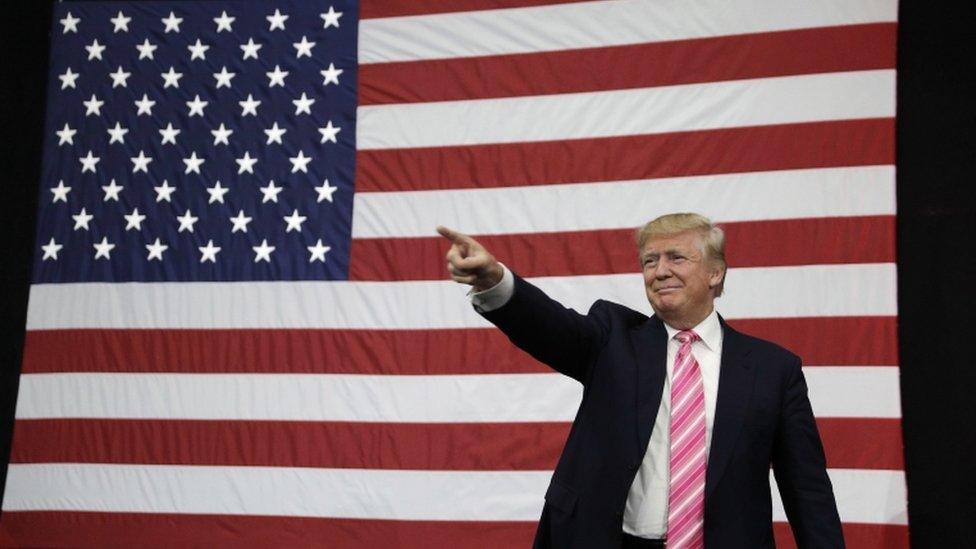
[436,225,470,245]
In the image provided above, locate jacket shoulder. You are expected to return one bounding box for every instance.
[589,299,649,329]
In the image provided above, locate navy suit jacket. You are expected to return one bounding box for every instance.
[481,274,844,548]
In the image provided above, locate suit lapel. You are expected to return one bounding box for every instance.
[631,316,668,460]
[705,319,757,500]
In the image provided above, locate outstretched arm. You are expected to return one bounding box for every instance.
[438,226,609,383]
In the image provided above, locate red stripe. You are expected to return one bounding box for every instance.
[360,24,896,104]
[0,512,537,549]
[350,216,896,280]
[818,418,904,470]
[360,0,592,19]
[9,417,902,470]
[0,512,907,549]
[774,522,909,549]
[728,316,898,367]
[355,119,894,192]
[21,318,894,377]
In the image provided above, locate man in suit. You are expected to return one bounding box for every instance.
[438,213,843,548]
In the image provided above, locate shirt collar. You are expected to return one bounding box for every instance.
[663,308,721,352]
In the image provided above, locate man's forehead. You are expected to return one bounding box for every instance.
[641,231,704,255]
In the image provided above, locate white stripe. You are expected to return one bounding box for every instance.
[771,468,907,525]
[25,264,896,329]
[15,368,899,421]
[351,166,896,238]
[1,463,550,520]
[359,0,898,63]
[356,71,895,149]
[804,366,902,418]
[2,464,906,524]
[15,373,583,422]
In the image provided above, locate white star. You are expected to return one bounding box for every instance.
[252,239,275,263]
[315,179,338,203]
[206,181,229,204]
[60,12,80,34]
[264,122,287,145]
[259,180,283,203]
[213,66,235,88]
[293,36,315,58]
[307,239,331,263]
[176,209,198,233]
[230,209,253,233]
[283,209,307,233]
[110,10,131,33]
[78,150,99,173]
[72,207,94,231]
[41,237,64,261]
[93,237,115,260]
[162,66,183,88]
[199,240,221,263]
[85,39,105,60]
[134,94,156,116]
[124,207,146,230]
[183,152,205,174]
[320,63,343,86]
[56,123,76,146]
[131,150,152,173]
[266,65,288,87]
[154,180,176,202]
[240,38,262,60]
[266,9,289,31]
[108,66,131,88]
[145,238,169,261]
[292,92,315,115]
[239,94,261,116]
[320,6,342,29]
[289,150,312,173]
[136,39,158,60]
[162,11,183,33]
[102,178,124,201]
[186,94,208,117]
[188,39,210,61]
[58,67,79,90]
[159,123,180,145]
[106,122,128,144]
[318,120,341,143]
[211,123,233,146]
[50,180,71,203]
[236,151,258,174]
[214,11,235,32]
[84,94,104,116]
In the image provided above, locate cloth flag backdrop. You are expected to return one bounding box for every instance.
[1,0,904,547]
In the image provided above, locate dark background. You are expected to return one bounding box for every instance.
[2,2,975,547]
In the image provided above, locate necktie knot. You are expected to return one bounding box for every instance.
[675,329,700,345]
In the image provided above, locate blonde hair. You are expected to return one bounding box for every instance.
[636,213,727,297]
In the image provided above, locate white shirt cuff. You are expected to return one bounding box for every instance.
[469,264,514,313]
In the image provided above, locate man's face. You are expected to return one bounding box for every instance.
[640,230,724,328]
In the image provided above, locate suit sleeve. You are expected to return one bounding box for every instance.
[480,273,610,384]
[771,356,846,548]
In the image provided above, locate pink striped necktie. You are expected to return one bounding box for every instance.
[667,330,706,549]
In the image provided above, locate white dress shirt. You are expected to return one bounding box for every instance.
[622,308,722,539]
[471,265,724,539]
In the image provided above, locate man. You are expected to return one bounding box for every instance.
[438,213,843,548]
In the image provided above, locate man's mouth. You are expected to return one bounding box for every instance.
[656,286,681,293]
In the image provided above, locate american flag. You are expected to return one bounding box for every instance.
[1,1,904,547]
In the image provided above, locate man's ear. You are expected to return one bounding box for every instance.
[708,266,726,288]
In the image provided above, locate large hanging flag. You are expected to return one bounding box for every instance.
[1,1,903,547]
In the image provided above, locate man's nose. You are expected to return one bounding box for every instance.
[655,260,673,278]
